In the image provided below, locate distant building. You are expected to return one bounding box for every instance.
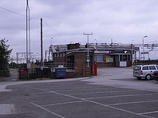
[51,43,94,76]
[134,44,158,60]
[49,43,134,77]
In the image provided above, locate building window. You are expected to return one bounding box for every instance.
[120,55,130,61]
[95,55,104,62]
[57,53,59,57]
[105,56,113,62]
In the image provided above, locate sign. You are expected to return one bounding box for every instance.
[27,63,36,68]
[94,51,109,53]
[31,63,36,68]
[86,55,90,62]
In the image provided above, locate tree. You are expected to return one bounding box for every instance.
[0,39,12,77]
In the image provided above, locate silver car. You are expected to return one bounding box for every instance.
[133,65,158,80]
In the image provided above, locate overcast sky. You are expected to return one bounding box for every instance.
[1,0,158,58]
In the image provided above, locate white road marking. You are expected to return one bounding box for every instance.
[69,89,137,96]
[29,86,153,118]
[41,101,84,107]
[108,99,158,106]
[138,110,158,115]
[30,102,65,118]
[86,99,152,118]
[0,104,15,115]
[85,92,158,100]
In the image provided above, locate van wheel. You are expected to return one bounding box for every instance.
[137,77,141,80]
[145,74,151,80]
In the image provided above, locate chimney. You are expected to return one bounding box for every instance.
[67,43,80,50]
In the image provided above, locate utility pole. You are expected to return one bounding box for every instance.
[83,33,93,67]
[40,18,43,67]
[142,36,148,60]
[40,18,43,78]
[26,0,31,63]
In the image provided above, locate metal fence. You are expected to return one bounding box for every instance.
[53,63,74,70]
[0,70,10,77]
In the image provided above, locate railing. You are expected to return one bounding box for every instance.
[0,70,10,77]
[53,63,74,70]
[89,43,132,49]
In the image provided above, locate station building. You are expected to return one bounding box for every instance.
[50,43,134,77]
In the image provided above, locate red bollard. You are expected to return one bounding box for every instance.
[94,62,98,76]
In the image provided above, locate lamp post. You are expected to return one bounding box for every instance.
[83,33,93,67]
[51,37,53,45]
[142,36,148,60]
[131,40,134,65]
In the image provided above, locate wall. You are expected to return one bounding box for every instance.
[74,52,93,76]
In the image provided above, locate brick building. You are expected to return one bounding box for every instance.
[52,43,94,77]
[50,43,133,77]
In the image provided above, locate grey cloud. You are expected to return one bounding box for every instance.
[1,0,158,57]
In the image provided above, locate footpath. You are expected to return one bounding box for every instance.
[1,67,158,92]
[0,69,89,92]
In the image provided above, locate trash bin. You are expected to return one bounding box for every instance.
[55,67,66,78]
[19,68,28,79]
[43,68,51,78]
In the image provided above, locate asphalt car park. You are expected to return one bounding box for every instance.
[0,67,158,118]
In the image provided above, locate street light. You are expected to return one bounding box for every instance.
[83,33,93,67]
[51,37,53,45]
[131,40,134,65]
[142,36,148,60]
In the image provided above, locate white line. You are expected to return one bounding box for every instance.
[47,90,154,118]
[28,85,158,101]
[41,101,84,107]
[32,91,51,95]
[49,90,84,100]
[69,89,136,96]
[108,100,158,106]
[86,100,153,118]
[138,110,158,115]
[30,102,65,118]
[29,86,154,118]
[85,93,158,100]
[0,104,15,115]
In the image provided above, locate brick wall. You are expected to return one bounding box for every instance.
[53,51,94,77]
[74,52,93,76]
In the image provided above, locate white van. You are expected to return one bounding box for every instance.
[133,65,158,80]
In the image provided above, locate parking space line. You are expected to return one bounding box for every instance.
[69,89,136,96]
[85,92,158,100]
[86,99,152,118]
[41,101,84,107]
[30,102,65,118]
[108,99,158,106]
[138,111,158,115]
[29,86,153,118]
[31,91,51,95]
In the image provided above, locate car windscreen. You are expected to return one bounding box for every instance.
[134,66,141,70]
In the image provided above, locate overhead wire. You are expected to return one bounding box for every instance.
[43,21,72,43]
[0,6,25,17]
[0,6,72,44]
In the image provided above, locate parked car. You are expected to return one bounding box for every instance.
[152,71,158,83]
[133,65,158,80]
